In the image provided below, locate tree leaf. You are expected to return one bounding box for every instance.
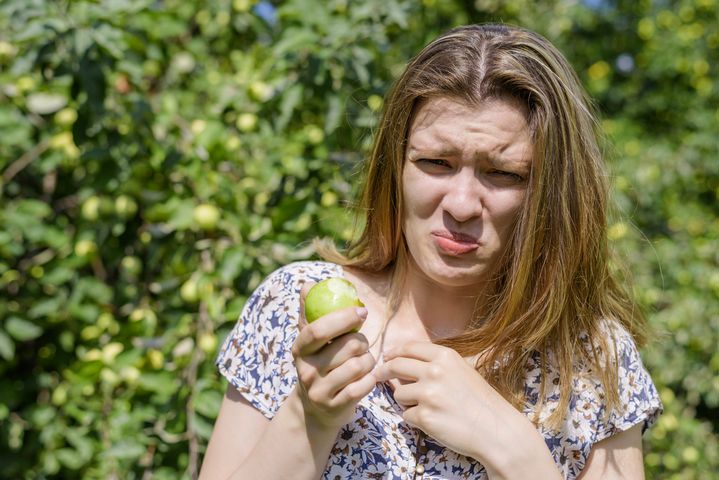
[26,92,67,114]
[6,317,43,341]
[194,388,222,418]
[275,84,303,131]
[103,440,145,460]
[0,331,15,361]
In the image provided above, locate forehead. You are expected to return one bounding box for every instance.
[406,96,533,165]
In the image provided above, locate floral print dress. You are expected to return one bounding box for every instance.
[216,261,662,479]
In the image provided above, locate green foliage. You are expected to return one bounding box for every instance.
[0,0,716,478]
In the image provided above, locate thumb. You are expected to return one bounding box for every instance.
[297,281,315,330]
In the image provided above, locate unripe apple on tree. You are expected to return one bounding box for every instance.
[55,107,77,126]
[74,239,97,258]
[121,256,142,277]
[115,195,138,218]
[305,125,324,145]
[193,203,220,230]
[236,112,258,132]
[198,333,218,354]
[180,277,199,303]
[81,196,101,221]
[249,81,273,102]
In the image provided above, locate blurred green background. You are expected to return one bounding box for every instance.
[1,0,717,478]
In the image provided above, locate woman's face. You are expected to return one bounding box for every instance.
[401,96,533,291]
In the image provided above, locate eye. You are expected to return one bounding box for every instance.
[489,170,525,182]
[419,158,450,168]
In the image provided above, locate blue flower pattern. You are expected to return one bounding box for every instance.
[217,261,662,479]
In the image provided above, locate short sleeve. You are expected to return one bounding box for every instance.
[592,325,663,441]
[526,322,663,479]
[215,261,342,419]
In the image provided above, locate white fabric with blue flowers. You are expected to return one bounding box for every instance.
[216,261,662,479]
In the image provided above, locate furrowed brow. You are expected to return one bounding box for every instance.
[407,145,459,157]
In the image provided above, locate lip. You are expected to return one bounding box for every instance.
[431,230,480,256]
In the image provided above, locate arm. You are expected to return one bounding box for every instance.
[485,419,645,480]
[475,404,562,480]
[577,424,645,480]
[198,387,268,480]
[200,284,375,479]
[576,323,659,479]
[199,386,344,480]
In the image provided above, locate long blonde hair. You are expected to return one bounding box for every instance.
[318,23,648,427]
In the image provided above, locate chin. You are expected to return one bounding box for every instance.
[419,255,492,289]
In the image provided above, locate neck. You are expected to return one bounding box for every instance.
[394,261,488,340]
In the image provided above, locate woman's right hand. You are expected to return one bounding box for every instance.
[291,283,377,429]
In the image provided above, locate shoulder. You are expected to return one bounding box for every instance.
[525,319,642,396]
[252,260,345,299]
[237,260,347,328]
[579,319,649,380]
[235,261,344,324]
[575,319,661,423]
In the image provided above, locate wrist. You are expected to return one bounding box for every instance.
[484,450,561,480]
[481,429,561,480]
[288,387,343,436]
[469,405,560,479]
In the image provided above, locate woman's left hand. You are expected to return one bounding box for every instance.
[373,341,504,459]
[373,341,559,478]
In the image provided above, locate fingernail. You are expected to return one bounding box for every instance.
[356,307,368,319]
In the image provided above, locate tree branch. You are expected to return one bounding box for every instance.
[2,140,50,182]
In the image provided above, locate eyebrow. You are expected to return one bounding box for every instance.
[407,145,530,168]
[406,146,459,157]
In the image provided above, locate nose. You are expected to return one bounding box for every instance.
[441,169,484,223]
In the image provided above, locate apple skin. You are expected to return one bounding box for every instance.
[304,278,365,324]
[193,204,220,230]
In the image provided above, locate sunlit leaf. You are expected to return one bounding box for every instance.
[6,317,43,341]
[0,331,15,361]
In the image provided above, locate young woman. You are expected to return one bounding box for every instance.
[200,24,662,479]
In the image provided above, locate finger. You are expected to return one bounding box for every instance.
[323,351,376,398]
[392,381,424,408]
[297,281,315,331]
[305,332,371,376]
[333,369,379,406]
[373,357,423,383]
[401,405,429,431]
[293,306,368,357]
[383,341,447,362]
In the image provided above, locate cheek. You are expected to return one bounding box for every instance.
[402,171,444,219]
[489,192,525,232]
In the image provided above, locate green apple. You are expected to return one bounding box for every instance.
[198,332,218,354]
[180,277,199,303]
[0,41,17,59]
[81,196,101,221]
[121,255,142,277]
[367,94,383,112]
[305,125,324,145]
[249,81,273,102]
[74,239,97,257]
[304,277,364,323]
[236,112,258,132]
[193,203,220,230]
[115,195,138,219]
[55,107,77,126]
[233,0,252,12]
